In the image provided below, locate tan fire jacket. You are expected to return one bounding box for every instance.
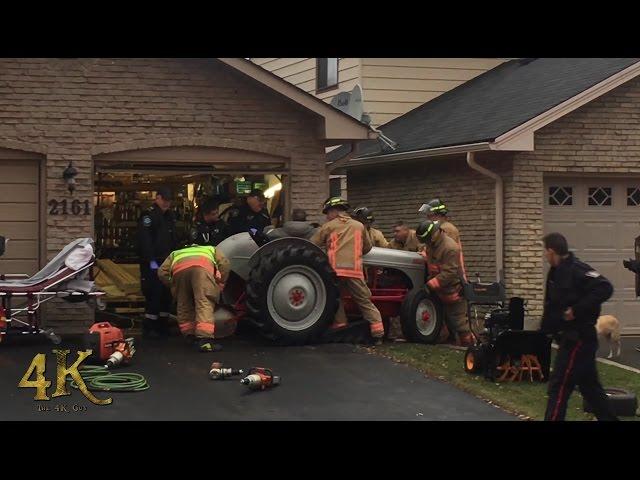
[310,212,372,279]
[425,230,463,304]
[438,219,467,281]
[368,227,389,248]
[157,246,231,299]
[389,229,423,252]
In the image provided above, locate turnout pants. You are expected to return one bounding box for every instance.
[443,298,469,336]
[140,263,172,324]
[544,338,618,421]
[173,267,217,339]
[334,277,384,338]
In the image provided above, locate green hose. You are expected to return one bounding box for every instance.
[68,366,149,392]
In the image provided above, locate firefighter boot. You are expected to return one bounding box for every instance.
[197,338,223,353]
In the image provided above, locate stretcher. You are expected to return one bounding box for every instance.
[0,237,106,344]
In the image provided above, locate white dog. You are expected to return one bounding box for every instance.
[596,315,622,359]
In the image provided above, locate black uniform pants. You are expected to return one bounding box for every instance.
[544,338,618,421]
[140,264,172,323]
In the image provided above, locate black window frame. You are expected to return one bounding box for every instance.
[316,58,339,92]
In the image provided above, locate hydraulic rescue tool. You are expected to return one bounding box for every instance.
[209,362,244,380]
[240,367,281,390]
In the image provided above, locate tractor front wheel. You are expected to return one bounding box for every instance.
[400,288,444,344]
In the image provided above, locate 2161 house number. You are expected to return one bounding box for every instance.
[48,199,91,216]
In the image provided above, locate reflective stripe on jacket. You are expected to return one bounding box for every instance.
[170,245,218,277]
[310,213,372,279]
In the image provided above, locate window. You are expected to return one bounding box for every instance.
[588,187,612,206]
[548,186,573,206]
[627,187,640,206]
[329,177,343,198]
[317,58,338,91]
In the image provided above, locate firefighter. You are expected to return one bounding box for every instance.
[267,208,317,239]
[227,189,272,235]
[158,243,231,352]
[190,197,231,247]
[137,187,178,339]
[418,198,460,242]
[310,197,385,343]
[352,207,389,248]
[389,221,423,252]
[416,220,474,346]
[419,198,467,281]
[540,232,618,421]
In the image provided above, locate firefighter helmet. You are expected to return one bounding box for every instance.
[416,220,440,243]
[418,198,448,216]
[322,197,351,214]
[352,206,374,224]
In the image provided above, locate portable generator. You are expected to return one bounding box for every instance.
[83,322,135,368]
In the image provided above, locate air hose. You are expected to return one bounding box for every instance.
[67,366,149,392]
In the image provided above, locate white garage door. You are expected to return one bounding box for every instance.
[544,177,640,334]
[0,159,40,275]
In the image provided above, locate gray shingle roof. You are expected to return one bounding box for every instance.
[331,58,640,165]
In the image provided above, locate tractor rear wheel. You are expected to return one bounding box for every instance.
[400,288,444,344]
[246,243,339,345]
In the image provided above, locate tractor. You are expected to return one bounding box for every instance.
[215,231,443,345]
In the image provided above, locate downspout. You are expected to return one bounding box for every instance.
[466,152,504,283]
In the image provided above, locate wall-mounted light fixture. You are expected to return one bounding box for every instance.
[62,161,78,194]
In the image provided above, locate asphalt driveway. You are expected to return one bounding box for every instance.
[0,333,515,421]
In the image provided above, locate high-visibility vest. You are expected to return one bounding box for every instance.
[169,245,218,278]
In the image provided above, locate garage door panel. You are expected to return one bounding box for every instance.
[0,184,38,203]
[0,164,39,183]
[544,176,640,334]
[0,259,39,275]
[0,221,38,240]
[0,240,38,260]
[0,204,38,222]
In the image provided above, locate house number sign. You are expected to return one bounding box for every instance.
[48,199,91,216]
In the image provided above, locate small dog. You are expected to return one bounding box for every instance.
[596,315,622,359]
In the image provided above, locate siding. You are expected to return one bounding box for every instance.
[360,58,507,126]
[253,58,507,127]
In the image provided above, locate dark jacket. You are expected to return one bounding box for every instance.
[137,204,178,264]
[227,204,272,235]
[266,221,317,239]
[541,252,613,341]
[190,219,231,247]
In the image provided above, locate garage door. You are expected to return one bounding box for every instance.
[544,177,640,334]
[0,160,40,275]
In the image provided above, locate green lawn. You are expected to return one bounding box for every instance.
[369,343,640,421]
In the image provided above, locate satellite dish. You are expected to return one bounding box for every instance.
[330,84,364,122]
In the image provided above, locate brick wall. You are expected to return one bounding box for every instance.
[0,58,329,332]
[347,154,512,283]
[506,75,640,328]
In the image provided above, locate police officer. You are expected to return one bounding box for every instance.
[190,197,231,247]
[137,187,178,339]
[541,232,618,421]
[227,189,272,235]
[352,207,389,248]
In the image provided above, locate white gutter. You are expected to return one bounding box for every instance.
[347,142,491,168]
[466,152,503,282]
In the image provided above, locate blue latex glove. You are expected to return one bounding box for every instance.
[150,260,159,270]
